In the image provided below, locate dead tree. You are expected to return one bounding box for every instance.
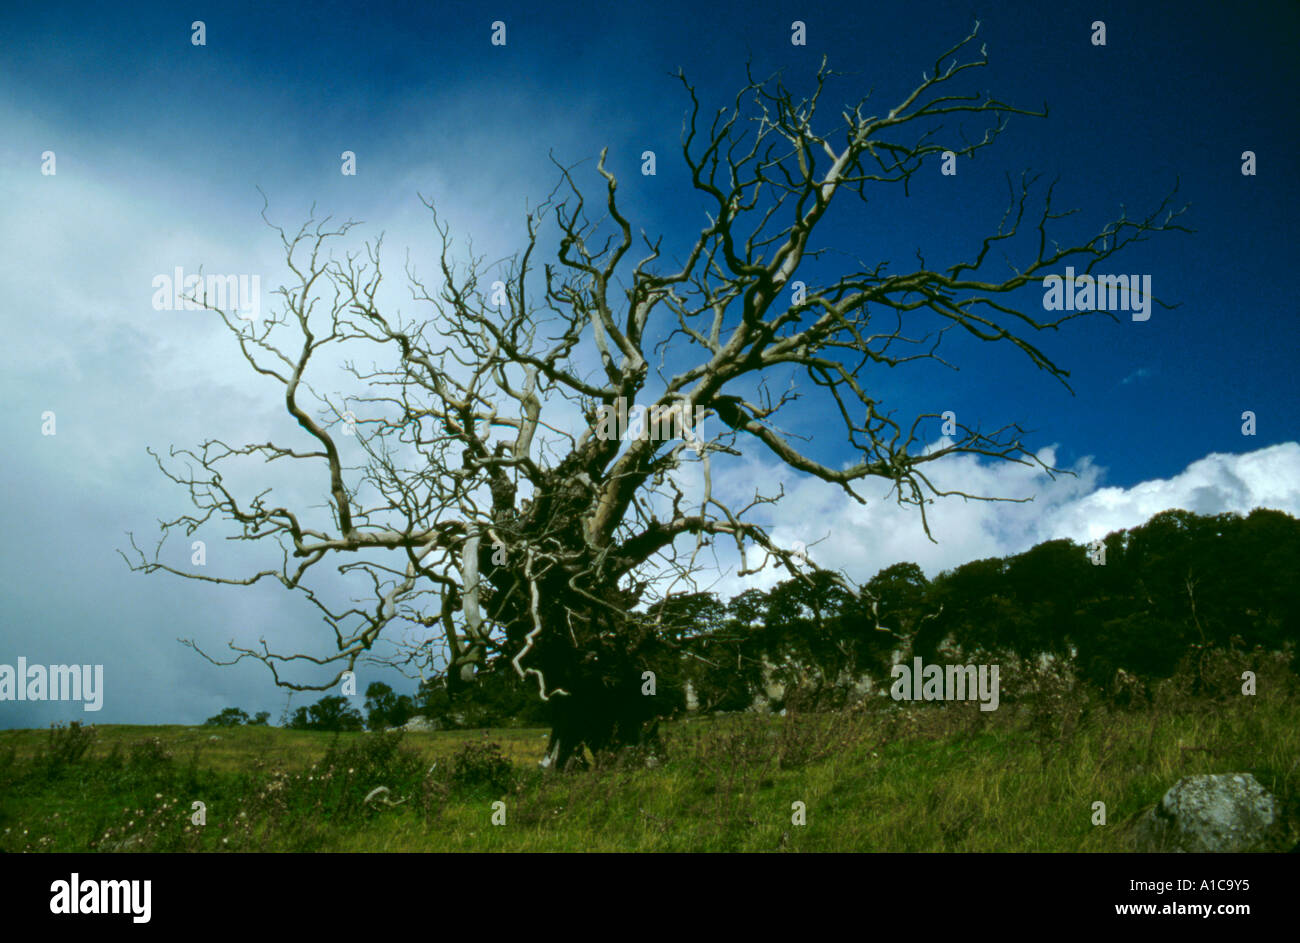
[124,22,1189,769]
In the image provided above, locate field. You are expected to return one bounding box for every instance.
[3,685,1297,853]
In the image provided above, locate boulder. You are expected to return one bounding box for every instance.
[1135,773,1288,852]
[398,716,441,732]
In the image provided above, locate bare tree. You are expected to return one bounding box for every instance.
[124,22,1189,769]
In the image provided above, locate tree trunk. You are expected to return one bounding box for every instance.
[538,671,662,771]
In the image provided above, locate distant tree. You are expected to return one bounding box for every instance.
[204,707,251,727]
[865,561,937,662]
[923,557,1006,658]
[363,681,395,730]
[288,695,364,732]
[249,711,271,726]
[363,681,415,730]
[645,591,731,711]
[1075,507,1300,690]
[761,570,865,705]
[415,676,452,722]
[1232,509,1300,656]
[647,591,728,642]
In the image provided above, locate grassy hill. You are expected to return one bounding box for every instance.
[3,683,1297,852]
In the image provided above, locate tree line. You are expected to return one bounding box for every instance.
[206,507,1298,731]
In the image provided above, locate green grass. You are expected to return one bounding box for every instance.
[2,690,1297,852]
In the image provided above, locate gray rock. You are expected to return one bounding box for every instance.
[1135,773,1287,852]
[398,716,440,732]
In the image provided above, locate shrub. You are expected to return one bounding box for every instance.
[42,721,96,778]
[319,730,423,786]
[263,731,428,824]
[128,736,174,773]
[448,740,516,796]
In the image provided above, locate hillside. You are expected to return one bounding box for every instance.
[3,678,1296,852]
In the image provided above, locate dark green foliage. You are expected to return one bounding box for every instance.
[204,707,251,727]
[446,740,516,796]
[363,682,415,731]
[127,736,174,774]
[649,507,1300,711]
[241,508,1299,734]
[417,665,550,728]
[205,707,271,726]
[288,695,365,732]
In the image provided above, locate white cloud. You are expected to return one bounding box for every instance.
[1041,443,1300,542]
[699,441,1300,598]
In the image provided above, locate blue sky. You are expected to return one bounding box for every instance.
[1,0,1296,726]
